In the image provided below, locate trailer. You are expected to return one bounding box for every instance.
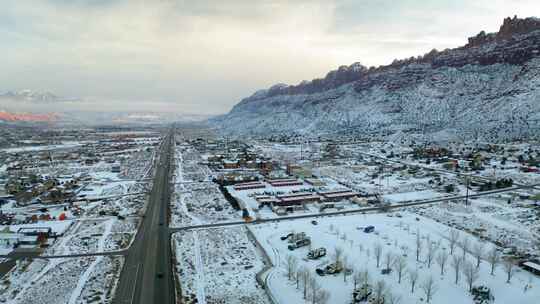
[288,238,311,251]
[316,261,343,276]
[281,232,307,243]
[307,247,327,260]
[353,284,373,302]
[472,286,494,304]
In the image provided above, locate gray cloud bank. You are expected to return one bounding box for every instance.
[0,0,537,115]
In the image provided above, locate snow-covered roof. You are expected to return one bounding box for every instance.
[523,261,540,272]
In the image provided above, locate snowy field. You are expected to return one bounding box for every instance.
[251,212,540,304]
[1,142,83,153]
[173,226,271,304]
[409,196,540,261]
[171,146,240,226]
[0,256,123,304]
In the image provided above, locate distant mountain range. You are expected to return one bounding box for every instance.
[0,89,78,103]
[0,90,212,125]
[213,16,540,142]
[0,111,58,123]
[0,109,212,125]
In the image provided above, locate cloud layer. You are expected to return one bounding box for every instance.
[0,0,537,114]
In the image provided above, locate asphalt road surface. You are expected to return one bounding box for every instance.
[113,131,175,304]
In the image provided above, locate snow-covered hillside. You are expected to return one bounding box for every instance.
[213,16,540,141]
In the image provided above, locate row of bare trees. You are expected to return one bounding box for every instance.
[285,226,518,304]
[286,255,330,304]
[447,228,516,283]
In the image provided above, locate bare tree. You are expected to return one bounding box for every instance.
[296,266,308,290]
[463,261,480,292]
[309,277,320,304]
[449,229,460,255]
[301,268,311,299]
[426,239,439,268]
[486,247,501,275]
[451,254,462,284]
[384,251,394,271]
[395,255,407,283]
[333,246,344,264]
[408,268,419,293]
[343,255,350,282]
[386,291,402,304]
[374,243,383,268]
[359,268,370,287]
[461,237,470,260]
[415,230,423,262]
[315,289,330,304]
[436,249,449,276]
[421,275,438,303]
[373,280,387,303]
[353,268,362,289]
[286,255,298,281]
[472,242,485,268]
[503,260,515,283]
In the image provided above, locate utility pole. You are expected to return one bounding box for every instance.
[465,177,470,206]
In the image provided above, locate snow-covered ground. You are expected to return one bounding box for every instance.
[1,142,83,153]
[409,195,540,261]
[250,212,540,304]
[0,256,123,304]
[173,226,271,304]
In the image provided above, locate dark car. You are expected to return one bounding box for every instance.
[363,226,375,233]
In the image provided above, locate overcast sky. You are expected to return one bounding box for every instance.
[0,0,537,115]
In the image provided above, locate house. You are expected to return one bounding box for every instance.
[319,189,360,201]
[305,178,326,187]
[522,261,540,276]
[275,192,321,206]
[233,181,266,191]
[267,178,303,187]
[17,227,53,237]
[18,235,39,246]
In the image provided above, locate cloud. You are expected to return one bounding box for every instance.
[0,0,537,115]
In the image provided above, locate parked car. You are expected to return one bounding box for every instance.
[363,226,375,233]
[316,261,343,276]
[280,233,294,241]
[282,232,307,243]
[353,284,372,302]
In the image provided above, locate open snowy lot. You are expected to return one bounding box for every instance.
[173,226,271,304]
[250,212,540,304]
[408,195,540,261]
[0,256,123,304]
[171,182,239,226]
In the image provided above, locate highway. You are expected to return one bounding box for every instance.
[113,131,176,304]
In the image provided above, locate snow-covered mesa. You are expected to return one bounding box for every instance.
[213,17,540,141]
